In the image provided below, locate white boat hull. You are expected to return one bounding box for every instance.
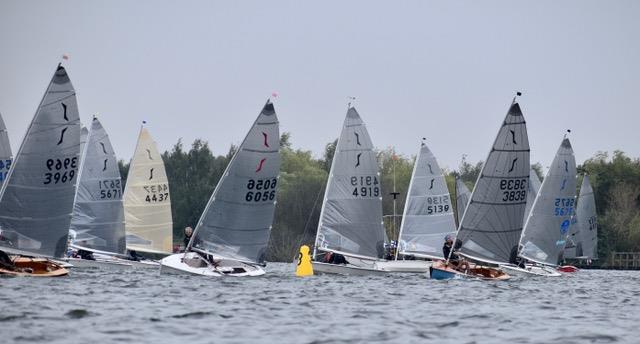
[500,264,562,277]
[63,257,133,270]
[159,252,265,277]
[375,260,432,272]
[311,261,390,276]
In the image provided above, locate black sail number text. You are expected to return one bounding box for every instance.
[351,175,380,197]
[426,195,450,214]
[246,178,277,202]
[43,157,78,185]
[98,179,122,199]
[500,179,527,202]
[144,183,169,203]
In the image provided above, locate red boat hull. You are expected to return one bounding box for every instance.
[557,265,579,273]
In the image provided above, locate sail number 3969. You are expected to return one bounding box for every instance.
[43,157,78,185]
[500,179,527,202]
[246,178,277,202]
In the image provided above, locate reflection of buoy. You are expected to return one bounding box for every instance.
[295,245,313,277]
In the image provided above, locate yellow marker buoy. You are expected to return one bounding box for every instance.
[295,245,313,277]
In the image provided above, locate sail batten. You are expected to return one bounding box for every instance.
[455,101,530,265]
[314,107,386,260]
[0,66,81,258]
[124,126,173,253]
[398,143,456,258]
[190,101,280,264]
[519,138,577,266]
[69,118,126,255]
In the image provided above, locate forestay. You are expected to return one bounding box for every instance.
[189,101,280,264]
[455,176,471,227]
[574,174,597,259]
[455,101,530,264]
[520,138,576,266]
[315,107,385,259]
[69,118,126,255]
[398,142,456,259]
[0,113,12,186]
[124,126,173,254]
[523,167,542,227]
[0,65,81,258]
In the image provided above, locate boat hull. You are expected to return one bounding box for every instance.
[500,264,562,277]
[0,257,68,277]
[63,257,133,270]
[159,252,264,277]
[374,260,431,273]
[429,261,510,281]
[557,265,579,273]
[311,261,390,276]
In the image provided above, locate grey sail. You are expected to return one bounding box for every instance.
[315,107,385,259]
[575,174,597,259]
[79,126,88,161]
[190,101,280,264]
[0,65,81,258]
[455,176,471,227]
[455,101,530,264]
[0,113,12,186]
[519,138,577,266]
[523,167,542,227]
[398,142,456,258]
[69,118,126,255]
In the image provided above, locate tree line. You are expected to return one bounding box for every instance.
[118,134,640,264]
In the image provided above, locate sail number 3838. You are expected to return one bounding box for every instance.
[500,179,527,202]
[246,178,277,202]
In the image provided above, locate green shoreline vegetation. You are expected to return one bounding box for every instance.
[118,133,640,264]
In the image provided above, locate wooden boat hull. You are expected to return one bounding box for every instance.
[159,252,264,277]
[500,264,562,277]
[0,257,68,277]
[311,261,390,276]
[557,265,579,273]
[429,261,510,281]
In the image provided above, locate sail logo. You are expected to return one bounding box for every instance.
[146,149,153,160]
[510,130,517,144]
[149,168,154,180]
[560,219,570,235]
[429,178,435,190]
[560,179,567,191]
[428,164,433,174]
[354,132,361,146]
[100,142,108,154]
[262,132,269,147]
[256,158,266,172]
[508,158,518,173]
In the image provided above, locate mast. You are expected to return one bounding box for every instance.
[394,139,422,260]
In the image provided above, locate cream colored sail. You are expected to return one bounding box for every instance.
[124,126,173,254]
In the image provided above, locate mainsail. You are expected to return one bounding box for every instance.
[397,142,456,258]
[574,174,597,259]
[69,117,126,255]
[0,113,12,186]
[314,107,385,259]
[124,126,173,254]
[455,176,471,227]
[0,65,81,258]
[189,101,280,264]
[523,167,542,226]
[519,138,577,266]
[455,100,530,264]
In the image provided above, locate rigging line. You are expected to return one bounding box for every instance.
[297,179,327,250]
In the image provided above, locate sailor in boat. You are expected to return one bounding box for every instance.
[509,245,526,268]
[442,235,469,271]
[322,251,349,265]
[183,226,193,252]
[77,241,96,260]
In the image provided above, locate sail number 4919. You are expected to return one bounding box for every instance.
[351,175,380,197]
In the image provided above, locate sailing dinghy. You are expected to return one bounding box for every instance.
[160,100,281,277]
[504,136,577,276]
[0,65,80,276]
[563,174,597,263]
[123,124,173,266]
[0,112,12,187]
[391,140,456,271]
[64,117,133,270]
[430,95,529,281]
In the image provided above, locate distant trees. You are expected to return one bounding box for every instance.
[118,135,640,263]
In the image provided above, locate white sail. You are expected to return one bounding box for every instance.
[523,167,542,227]
[519,137,577,266]
[190,101,280,264]
[455,176,471,227]
[397,142,456,259]
[123,126,173,254]
[0,113,12,186]
[455,100,530,265]
[0,65,81,258]
[574,174,597,259]
[314,107,386,260]
[69,118,126,255]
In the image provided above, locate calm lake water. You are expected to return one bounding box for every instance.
[1,263,638,343]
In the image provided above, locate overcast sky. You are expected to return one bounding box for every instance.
[1,1,638,171]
